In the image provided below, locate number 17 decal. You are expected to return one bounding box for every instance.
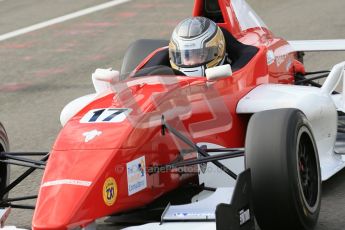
[80,108,131,123]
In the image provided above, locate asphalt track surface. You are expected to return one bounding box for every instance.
[0,0,345,229]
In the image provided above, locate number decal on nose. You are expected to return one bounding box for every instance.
[80,108,131,123]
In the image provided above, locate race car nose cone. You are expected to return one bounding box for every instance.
[31,149,117,230]
[32,183,90,230]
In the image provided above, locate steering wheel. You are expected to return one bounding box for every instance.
[132,65,186,78]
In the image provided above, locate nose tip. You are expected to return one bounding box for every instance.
[32,149,117,230]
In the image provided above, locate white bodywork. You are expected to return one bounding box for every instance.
[163,188,232,221]
[238,61,345,181]
[122,189,232,230]
[60,68,116,126]
[1,227,27,230]
[60,94,97,126]
[289,40,345,52]
[124,222,216,230]
[197,143,243,187]
[237,84,342,180]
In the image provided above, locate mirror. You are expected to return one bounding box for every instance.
[92,68,119,83]
[92,68,120,93]
[206,64,232,81]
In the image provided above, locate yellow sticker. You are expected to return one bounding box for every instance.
[103,177,117,206]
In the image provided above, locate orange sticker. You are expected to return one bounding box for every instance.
[103,177,117,206]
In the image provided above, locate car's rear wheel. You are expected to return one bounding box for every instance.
[245,109,321,230]
[121,39,168,74]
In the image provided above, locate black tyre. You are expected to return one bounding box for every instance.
[121,39,168,74]
[0,123,9,200]
[245,109,321,230]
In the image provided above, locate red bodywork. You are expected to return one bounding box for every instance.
[32,0,300,229]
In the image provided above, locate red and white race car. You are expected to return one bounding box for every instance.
[1,0,345,230]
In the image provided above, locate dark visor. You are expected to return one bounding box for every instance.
[170,47,218,67]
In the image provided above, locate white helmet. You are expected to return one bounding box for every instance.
[169,17,226,76]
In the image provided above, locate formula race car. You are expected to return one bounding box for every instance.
[1,0,345,230]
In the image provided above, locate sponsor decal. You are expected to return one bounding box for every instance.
[173,212,214,217]
[83,129,102,142]
[80,108,131,123]
[127,156,147,196]
[266,50,275,65]
[41,179,92,188]
[239,208,251,226]
[103,177,118,206]
[275,54,288,67]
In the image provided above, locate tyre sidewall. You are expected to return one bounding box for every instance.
[245,109,321,230]
[286,111,321,229]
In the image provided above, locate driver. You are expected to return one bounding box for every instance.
[169,17,230,77]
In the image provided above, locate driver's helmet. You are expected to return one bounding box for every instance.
[169,17,226,77]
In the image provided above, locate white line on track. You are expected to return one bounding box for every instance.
[0,0,131,42]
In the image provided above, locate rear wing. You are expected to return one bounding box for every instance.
[289,40,345,52]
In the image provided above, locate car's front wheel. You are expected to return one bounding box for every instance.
[245,109,321,230]
[0,123,10,201]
